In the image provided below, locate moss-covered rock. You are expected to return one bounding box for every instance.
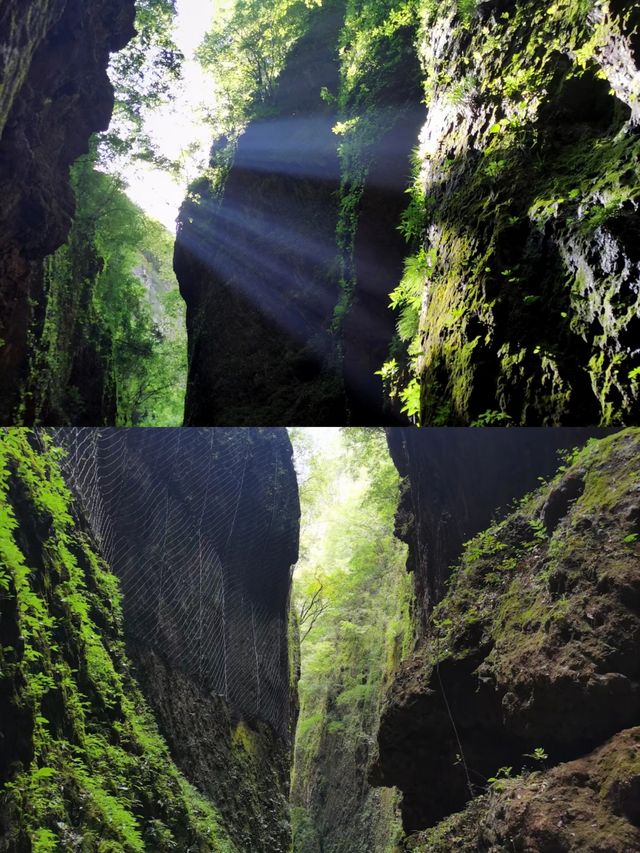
[398,0,640,424]
[407,726,640,853]
[0,0,136,425]
[374,428,640,840]
[0,429,236,851]
[130,648,293,853]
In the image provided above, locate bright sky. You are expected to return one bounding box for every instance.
[290,428,342,482]
[290,428,368,580]
[121,0,217,231]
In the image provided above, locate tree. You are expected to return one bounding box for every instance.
[298,577,329,642]
[27,156,187,426]
[197,0,320,135]
[101,0,184,168]
[289,428,410,851]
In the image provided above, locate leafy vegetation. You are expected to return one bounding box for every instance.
[192,0,327,212]
[21,0,187,426]
[290,428,411,852]
[23,156,186,426]
[102,0,184,169]
[0,429,235,850]
[332,0,419,332]
[197,0,322,138]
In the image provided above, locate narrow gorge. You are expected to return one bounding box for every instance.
[1,426,638,851]
[1,0,639,425]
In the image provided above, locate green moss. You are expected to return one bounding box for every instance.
[429,428,640,664]
[0,429,236,851]
[408,729,640,851]
[406,797,487,852]
[385,0,640,423]
[231,721,259,758]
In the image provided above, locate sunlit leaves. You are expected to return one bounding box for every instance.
[291,428,411,771]
[197,0,319,136]
[102,0,184,167]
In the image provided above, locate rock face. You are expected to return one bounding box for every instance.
[407,727,640,853]
[176,0,640,426]
[0,430,237,850]
[175,0,425,426]
[338,24,423,426]
[385,427,613,631]
[52,427,301,852]
[0,0,135,424]
[133,647,295,853]
[411,0,640,424]
[374,429,640,850]
[175,2,346,426]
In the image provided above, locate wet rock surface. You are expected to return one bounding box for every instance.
[133,647,294,853]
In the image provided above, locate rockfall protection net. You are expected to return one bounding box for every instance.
[47,428,299,739]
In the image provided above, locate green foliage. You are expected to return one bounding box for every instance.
[291,806,323,852]
[25,155,186,426]
[487,766,513,792]
[524,747,548,763]
[456,0,476,22]
[333,0,419,333]
[197,0,322,138]
[21,0,189,425]
[0,431,235,850]
[102,0,184,167]
[388,0,640,424]
[470,411,514,427]
[290,428,410,852]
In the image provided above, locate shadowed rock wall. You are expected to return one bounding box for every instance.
[412,0,640,424]
[175,3,346,426]
[376,428,640,852]
[0,0,136,424]
[385,427,613,629]
[51,427,301,852]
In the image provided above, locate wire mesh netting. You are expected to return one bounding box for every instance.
[47,428,300,738]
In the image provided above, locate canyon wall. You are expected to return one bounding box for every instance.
[411,0,640,425]
[175,0,425,426]
[0,429,300,850]
[175,1,347,426]
[53,427,300,852]
[385,427,615,629]
[375,428,640,850]
[177,0,640,426]
[0,0,136,424]
[0,430,235,850]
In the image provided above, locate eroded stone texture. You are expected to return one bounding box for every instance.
[385,427,610,628]
[375,429,640,845]
[412,0,640,424]
[0,0,135,423]
[407,727,640,853]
